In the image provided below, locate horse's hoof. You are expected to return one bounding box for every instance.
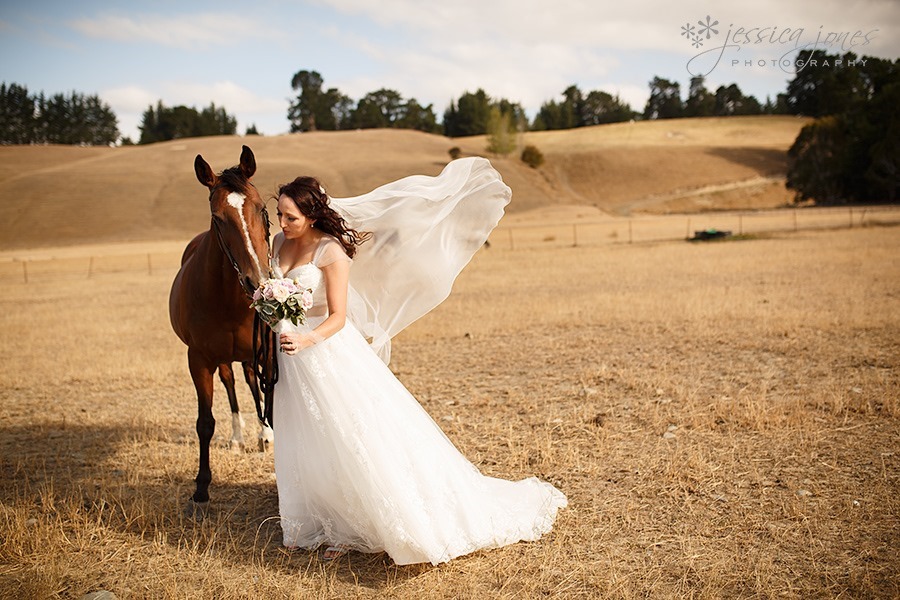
[258,426,274,452]
[230,439,245,453]
[184,499,209,520]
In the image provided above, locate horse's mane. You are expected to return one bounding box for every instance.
[217,166,254,195]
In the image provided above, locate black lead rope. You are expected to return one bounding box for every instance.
[252,313,278,429]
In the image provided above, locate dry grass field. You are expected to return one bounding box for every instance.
[1,222,898,599]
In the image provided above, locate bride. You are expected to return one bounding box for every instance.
[269,157,566,565]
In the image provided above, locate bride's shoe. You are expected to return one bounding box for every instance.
[323,544,351,561]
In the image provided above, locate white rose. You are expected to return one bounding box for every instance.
[271,280,292,303]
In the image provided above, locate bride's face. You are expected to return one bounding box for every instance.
[277,195,314,239]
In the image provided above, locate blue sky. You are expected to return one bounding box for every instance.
[1,0,897,141]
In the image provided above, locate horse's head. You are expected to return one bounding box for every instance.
[195,145,271,296]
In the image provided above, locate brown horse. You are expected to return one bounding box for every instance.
[169,145,275,510]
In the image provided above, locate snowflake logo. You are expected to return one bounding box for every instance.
[691,35,703,48]
[697,15,719,39]
[681,23,696,39]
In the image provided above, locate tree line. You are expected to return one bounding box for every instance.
[137,101,241,145]
[287,70,439,133]
[290,70,780,136]
[0,83,118,145]
[0,74,770,147]
[643,76,784,119]
[0,83,251,146]
[785,50,899,204]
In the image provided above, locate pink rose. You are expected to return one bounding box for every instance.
[300,289,314,310]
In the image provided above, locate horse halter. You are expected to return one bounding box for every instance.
[209,185,273,299]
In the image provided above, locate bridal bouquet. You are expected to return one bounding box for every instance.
[251,278,314,329]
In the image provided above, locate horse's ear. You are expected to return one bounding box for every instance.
[240,145,256,179]
[195,155,217,189]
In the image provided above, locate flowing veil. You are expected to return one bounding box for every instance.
[328,157,511,363]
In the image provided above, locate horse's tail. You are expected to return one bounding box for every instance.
[252,314,278,428]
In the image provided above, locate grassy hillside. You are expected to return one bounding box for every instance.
[0,116,808,250]
[456,115,809,216]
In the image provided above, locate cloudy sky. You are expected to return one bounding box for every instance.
[1,0,897,141]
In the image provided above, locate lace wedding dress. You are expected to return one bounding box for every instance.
[271,158,567,565]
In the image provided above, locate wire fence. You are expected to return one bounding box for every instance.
[489,205,900,250]
[2,205,898,284]
[0,248,181,284]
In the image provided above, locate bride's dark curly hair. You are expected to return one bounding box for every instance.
[276,176,371,258]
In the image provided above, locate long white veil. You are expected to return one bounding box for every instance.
[329,157,511,364]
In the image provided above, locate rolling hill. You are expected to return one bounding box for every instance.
[0,116,808,250]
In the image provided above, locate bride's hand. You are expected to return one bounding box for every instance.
[280,332,311,355]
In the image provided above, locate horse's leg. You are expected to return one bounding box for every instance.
[241,361,274,452]
[218,362,245,452]
[188,349,216,511]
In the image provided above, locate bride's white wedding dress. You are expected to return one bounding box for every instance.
[271,158,567,566]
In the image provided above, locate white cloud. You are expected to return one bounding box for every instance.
[101,82,285,120]
[324,22,625,114]
[402,42,619,107]
[322,25,388,60]
[102,85,158,113]
[69,12,275,49]
[161,81,285,114]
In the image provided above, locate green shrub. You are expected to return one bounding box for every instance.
[521,145,544,168]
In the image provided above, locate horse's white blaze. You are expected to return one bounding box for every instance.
[226,192,244,210]
[230,412,246,446]
[226,192,265,281]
